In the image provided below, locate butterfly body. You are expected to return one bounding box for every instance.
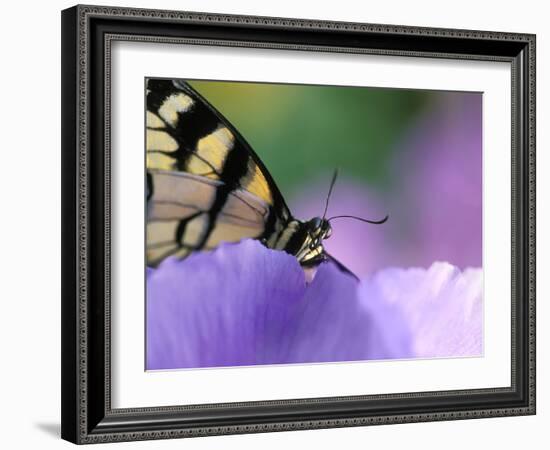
[146,78,343,273]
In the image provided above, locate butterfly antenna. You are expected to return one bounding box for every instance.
[328,214,389,225]
[322,169,339,221]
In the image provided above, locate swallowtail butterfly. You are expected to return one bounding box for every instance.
[146,78,387,277]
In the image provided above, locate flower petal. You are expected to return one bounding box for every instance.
[146,240,306,369]
[146,240,415,370]
[285,262,413,363]
[361,262,483,358]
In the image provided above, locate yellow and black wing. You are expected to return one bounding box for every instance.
[146,78,292,266]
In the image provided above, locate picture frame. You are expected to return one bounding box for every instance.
[61,4,536,444]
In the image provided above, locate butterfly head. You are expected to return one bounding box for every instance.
[307,217,332,250]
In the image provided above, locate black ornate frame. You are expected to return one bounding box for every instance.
[61,4,536,444]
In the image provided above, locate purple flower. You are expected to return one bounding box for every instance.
[361,263,483,358]
[146,240,411,370]
[147,240,482,370]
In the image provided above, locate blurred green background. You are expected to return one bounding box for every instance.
[189,80,434,198]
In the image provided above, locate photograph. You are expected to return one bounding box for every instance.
[145,78,483,371]
[59,4,536,443]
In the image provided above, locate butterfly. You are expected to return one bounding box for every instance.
[145,78,387,277]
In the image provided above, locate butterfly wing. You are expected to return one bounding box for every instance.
[146,78,292,266]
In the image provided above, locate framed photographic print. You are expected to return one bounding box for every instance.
[61,4,536,444]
